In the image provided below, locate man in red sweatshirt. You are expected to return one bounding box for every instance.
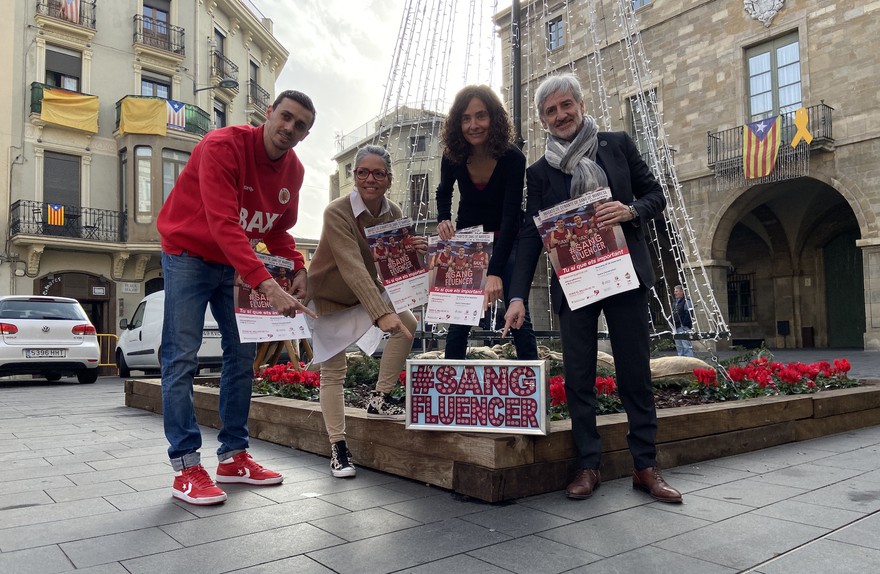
[156,90,316,505]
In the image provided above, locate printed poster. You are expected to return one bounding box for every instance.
[425,232,493,326]
[534,187,638,310]
[234,252,311,343]
[364,217,429,313]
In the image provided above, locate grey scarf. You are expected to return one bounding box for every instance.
[544,115,608,198]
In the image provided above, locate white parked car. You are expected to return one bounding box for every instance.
[116,291,223,377]
[0,295,100,384]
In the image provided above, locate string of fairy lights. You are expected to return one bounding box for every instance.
[358,0,728,343]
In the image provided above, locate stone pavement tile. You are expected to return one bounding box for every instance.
[59,527,183,568]
[460,502,573,538]
[122,523,343,574]
[231,555,335,574]
[0,447,69,462]
[646,492,754,522]
[0,497,118,529]
[306,517,509,573]
[853,467,880,484]
[654,513,828,571]
[789,477,880,514]
[667,462,773,486]
[0,544,74,574]
[381,479,449,499]
[158,497,346,546]
[251,463,327,484]
[752,539,880,574]
[23,435,125,451]
[82,453,170,470]
[749,462,865,490]
[517,479,653,521]
[538,505,710,557]
[706,444,833,474]
[563,546,738,574]
[752,499,866,529]
[65,463,173,486]
[120,472,176,492]
[810,446,880,472]
[0,504,195,552]
[309,507,422,541]
[0,489,54,511]
[103,487,187,511]
[0,440,34,455]
[168,488,279,518]
[396,554,511,573]
[103,445,168,459]
[468,534,602,573]
[316,484,424,512]
[797,430,880,453]
[827,512,880,550]
[13,426,115,440]
[1,475,75,496]
[42,451,118,466]
[66,563,130,573]
[46,481,136,503]
[687,476,809,508]
[254,472,402,503]
[8,456,52,469]
[3,461,95,483]
[114,437,176,450]
[380,491,492,523]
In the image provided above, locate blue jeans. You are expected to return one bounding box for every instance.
[675,325,695,357]
[161,252,256,471]
[445,241,538,360]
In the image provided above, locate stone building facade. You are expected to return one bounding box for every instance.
[495,0,880,349]
[0,0,302,342]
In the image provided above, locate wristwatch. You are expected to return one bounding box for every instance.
[628,204,638,221]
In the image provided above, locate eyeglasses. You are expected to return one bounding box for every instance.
[355,168,389,181]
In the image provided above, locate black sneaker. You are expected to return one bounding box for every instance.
[330,440,356,478]
[366,390,406,421]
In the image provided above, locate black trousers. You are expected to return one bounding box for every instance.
[558,286,657,470]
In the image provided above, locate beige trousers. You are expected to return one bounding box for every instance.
[320,310,417,444]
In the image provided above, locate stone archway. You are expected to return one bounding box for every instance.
[36,271,116,335]
[708,176,862,348]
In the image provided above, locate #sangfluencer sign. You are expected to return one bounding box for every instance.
[405,360,547,435]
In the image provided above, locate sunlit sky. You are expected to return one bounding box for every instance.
[252,0,509,239]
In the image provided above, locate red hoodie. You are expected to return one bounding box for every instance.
[157,124,305,289]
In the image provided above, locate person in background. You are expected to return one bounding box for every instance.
[307,145,426,478]
[673,285,695,357]
[435,85,538,360]
[157,90,317,505]
[504,74,682,504]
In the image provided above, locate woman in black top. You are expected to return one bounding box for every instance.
[435,85,538,360]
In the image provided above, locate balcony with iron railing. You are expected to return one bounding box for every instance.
[707,102,834,170]
[10,200,127,243]
[115,95,211,137]
[211,51,240,84]
[35,0,97,30]
[133,14,185,56]
[247,80,270,118]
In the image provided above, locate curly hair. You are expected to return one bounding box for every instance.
[440,85,513,165]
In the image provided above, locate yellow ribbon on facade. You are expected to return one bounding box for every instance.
[791,107,813,148]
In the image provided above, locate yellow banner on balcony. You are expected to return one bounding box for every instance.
[118,97,167,136]
[41,88,99,133]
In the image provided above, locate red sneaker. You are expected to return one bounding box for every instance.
[215,451,284,485]
[172,465,227,506]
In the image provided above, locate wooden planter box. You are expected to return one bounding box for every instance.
[125,379,880,502]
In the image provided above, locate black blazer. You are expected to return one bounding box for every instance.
[510,131,666,314]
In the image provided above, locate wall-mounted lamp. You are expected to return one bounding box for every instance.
[193,78,239,94]
[14,268,25,277]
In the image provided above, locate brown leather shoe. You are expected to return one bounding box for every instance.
[632,467,682,503]
[566,469,601,499]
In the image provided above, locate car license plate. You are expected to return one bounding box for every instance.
[25,349,66,358]
[203,330,222,338]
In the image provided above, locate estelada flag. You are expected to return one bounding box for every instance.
[60,0,80,24]
[743,116,780,179]
[48,204,65,226]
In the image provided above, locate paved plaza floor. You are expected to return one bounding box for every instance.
[1,348,879,573]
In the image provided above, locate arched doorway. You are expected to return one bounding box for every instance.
[713,176,863,348]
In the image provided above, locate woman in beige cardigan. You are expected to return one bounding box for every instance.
[307,145,424,478]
